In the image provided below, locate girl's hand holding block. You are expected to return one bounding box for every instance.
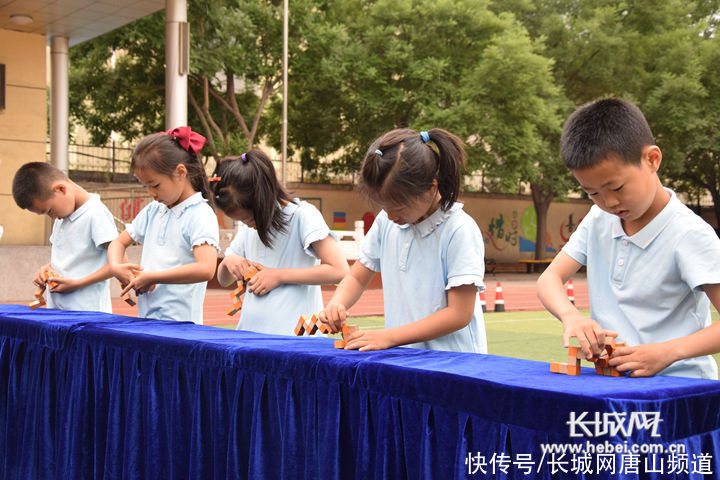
[246,265,285,296]
[109,262,143,290]
[319,303,348,334]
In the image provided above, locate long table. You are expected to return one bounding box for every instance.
[1,304,719,479]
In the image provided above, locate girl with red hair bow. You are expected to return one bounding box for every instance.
[108,127,220,324]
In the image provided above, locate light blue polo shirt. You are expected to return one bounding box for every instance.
[359,203,487,353]
[226,200,333,335]
[126,192,219,324]
[563,189,720,379]
[48,194,118,312]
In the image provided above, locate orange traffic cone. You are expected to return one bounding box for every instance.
[567,280,575,305]
[479,291,487,313]
[494,282,505,312]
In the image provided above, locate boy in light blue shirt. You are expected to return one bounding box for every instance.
[12,162,118,312]
[537,98,720,379]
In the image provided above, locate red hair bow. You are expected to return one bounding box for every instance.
[164,126,206,155]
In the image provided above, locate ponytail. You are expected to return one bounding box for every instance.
[360,127,466,211]
[424,128,465,210]
[211,150,294,248]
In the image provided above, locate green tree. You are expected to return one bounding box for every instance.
[503,0,720,248]
[288,0,565,256]
[643,32,720,230]
[70,0,315,161]
[69,11,166,145]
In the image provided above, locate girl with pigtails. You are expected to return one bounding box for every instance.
[108,127,220,325]
[320,128,487,353]
[211,150,349,335]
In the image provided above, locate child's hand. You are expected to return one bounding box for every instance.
[219,255,256,283]
[33,264,53,287]
[319,303,347,333]
[562,312,618,360]
[608,342,675,377]
[130,270,157,295]
[110,262,142,287]
[119,270,156,296]
[343,329,395,351]
[47,276,81,294]
[246,265,281,296]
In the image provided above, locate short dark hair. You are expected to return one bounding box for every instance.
[211,150,295,248]
[360,128,466,211]
[12,162,68,209]
[561,98,655,170]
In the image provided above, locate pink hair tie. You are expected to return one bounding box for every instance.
[163,126,206,155]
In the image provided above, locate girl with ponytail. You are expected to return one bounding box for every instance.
[108,127,220,324]
[320,128,487,353]
[211,150,349,335]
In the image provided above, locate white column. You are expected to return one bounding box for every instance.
[165,0,188,130]
[50,36,69,173]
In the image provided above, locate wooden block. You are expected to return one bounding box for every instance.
[34,288,44,299]
[294,315,307,336]
[550,362,560,373]
[341,324,359,339]
[236,280,246,295]
[567,346,581,359]
[29,299,45,309]
[609,368,623,377]
[334,340,346,349]
[306,320,319,335]
[227,300,242,316]
[567,356,581,368]
[595,364,604,375]
[243,266,259,282]
[122,293,136,306]
[614,341,626,348]
[566,365,581,376]
[43,271,60,289]
[317,321,331,334]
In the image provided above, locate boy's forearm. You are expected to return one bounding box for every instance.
[666,322,720,364]
[536,271,581,323]
[74,263,114,289]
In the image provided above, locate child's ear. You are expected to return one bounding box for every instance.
[175,164,188,178]
[644,145,662,172]
[51,181,67,195]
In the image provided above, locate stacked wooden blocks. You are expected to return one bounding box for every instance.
[294,313,331,336]
[293,314,359,349]
[29,270,60,309]
[226,266,259,316]
[550,338,627,377]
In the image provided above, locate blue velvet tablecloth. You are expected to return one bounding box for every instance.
[1,304,719,479]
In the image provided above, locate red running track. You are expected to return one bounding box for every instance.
[110,276,589,327]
